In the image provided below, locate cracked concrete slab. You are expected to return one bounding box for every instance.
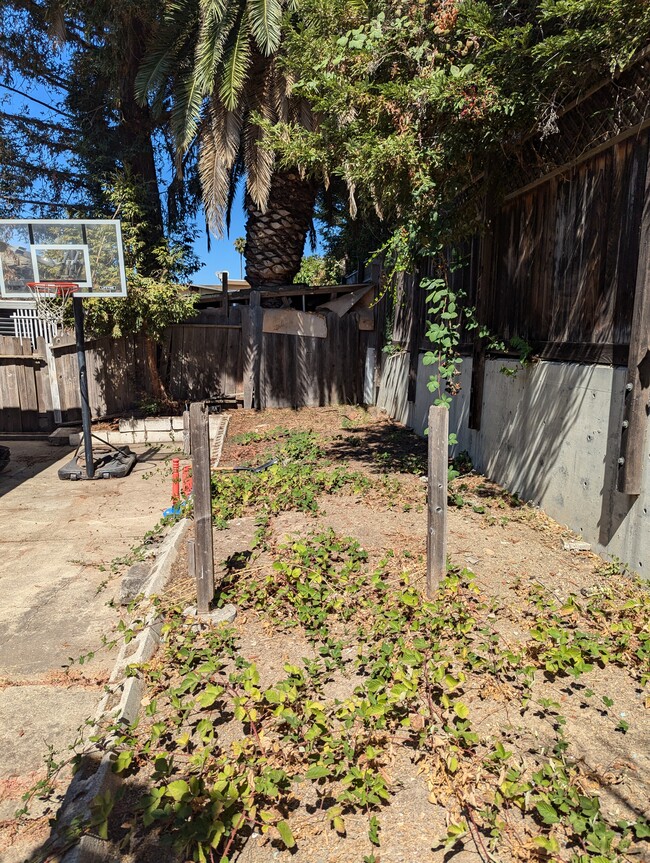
[0,440,186,862]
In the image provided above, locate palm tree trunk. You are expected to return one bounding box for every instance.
[245,170,318,286]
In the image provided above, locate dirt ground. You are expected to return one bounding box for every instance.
[31,407,650,863]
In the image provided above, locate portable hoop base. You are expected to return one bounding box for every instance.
[56,294,137,481]
[58,445,137,481]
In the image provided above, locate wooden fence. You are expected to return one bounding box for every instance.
[0,301,376,431]
[0,335,55,433]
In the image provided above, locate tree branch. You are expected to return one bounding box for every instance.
[0,82,72,118]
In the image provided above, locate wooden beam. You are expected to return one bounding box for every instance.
[618,152,650,494]
[427,405,448,597]
[190,401,214,613]
[504,115,650,204]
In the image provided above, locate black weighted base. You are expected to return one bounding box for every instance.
[58,447,137,481]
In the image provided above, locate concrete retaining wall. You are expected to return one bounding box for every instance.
[377,352,650,574]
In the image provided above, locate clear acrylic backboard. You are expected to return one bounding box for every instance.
[0,219,127,298]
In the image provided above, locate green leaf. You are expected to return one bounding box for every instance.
[277,820,295,849]
[166,780,190,802]
[113,750,133,773]
[333,815,346,834]
[198,684,224,707]
[535,801,559,825]
[454,701,469,719]
[305,764,330,780]
[634,819,650,839]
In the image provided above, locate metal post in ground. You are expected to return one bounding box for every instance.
[73,296,94,479]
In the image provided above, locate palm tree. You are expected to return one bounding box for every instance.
[233,236,246,278]
[136,0,317,287]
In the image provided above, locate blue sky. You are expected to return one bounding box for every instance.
[192,185,248,285]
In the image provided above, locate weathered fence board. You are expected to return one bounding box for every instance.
[164,324,244,401]
[482,131,649,350]
[260,311,369,409]
[0,335,53,432]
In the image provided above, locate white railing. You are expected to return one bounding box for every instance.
[12,307,58,347]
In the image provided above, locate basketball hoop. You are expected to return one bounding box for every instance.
[26,281,80,326]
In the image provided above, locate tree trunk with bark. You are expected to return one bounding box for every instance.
[144,336,167,402]
[245,170,318,286]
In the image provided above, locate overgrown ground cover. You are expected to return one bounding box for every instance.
[87,408,649,863]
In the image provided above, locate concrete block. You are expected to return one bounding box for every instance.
[68,432,82,446]
[48,427,79,446]
[117,677,145,726]
[131,430,147,444]
[563,541,591,552]
[171,416,184,431]
[117,431,135,445]
[145,519,190,596]
[119,562,152,605]
[145,431,173,442]
[145,416,172,432]
[182,604,237,625]
[91,430,110,444]
[118,417,141,433]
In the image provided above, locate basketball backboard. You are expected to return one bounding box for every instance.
[0,219,127,298]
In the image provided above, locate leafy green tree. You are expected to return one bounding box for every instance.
[261,0,650,267]
[3,0,200,400]
[293,254,342,286]
[136,0,318,286]
[80,177,198,400]
[1,0,200,260]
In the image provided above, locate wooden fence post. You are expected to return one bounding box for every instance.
[243,290,263,410]
[427,405,448,597]
[183,409,191,455]
[190,401,214,613]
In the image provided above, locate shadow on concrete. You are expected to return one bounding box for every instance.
[465,361,624,542]
[0,439,73,498]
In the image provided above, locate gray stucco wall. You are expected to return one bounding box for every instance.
[377,353,650,574]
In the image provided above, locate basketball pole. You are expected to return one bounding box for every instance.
[72,295,95,479]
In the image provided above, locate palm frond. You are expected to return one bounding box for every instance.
[218,12,252,110]
[269,59,290,123]
[247,0,282,55]
[225,155,246,234]
[193,0,236,95]
[135,0,199,107]
[171,71,206,153]
[198,102,243,235]
[243,119,274,210]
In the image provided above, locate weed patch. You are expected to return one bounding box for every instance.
[83,529,650,863]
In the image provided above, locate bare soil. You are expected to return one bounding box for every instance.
[111,407,649,863]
